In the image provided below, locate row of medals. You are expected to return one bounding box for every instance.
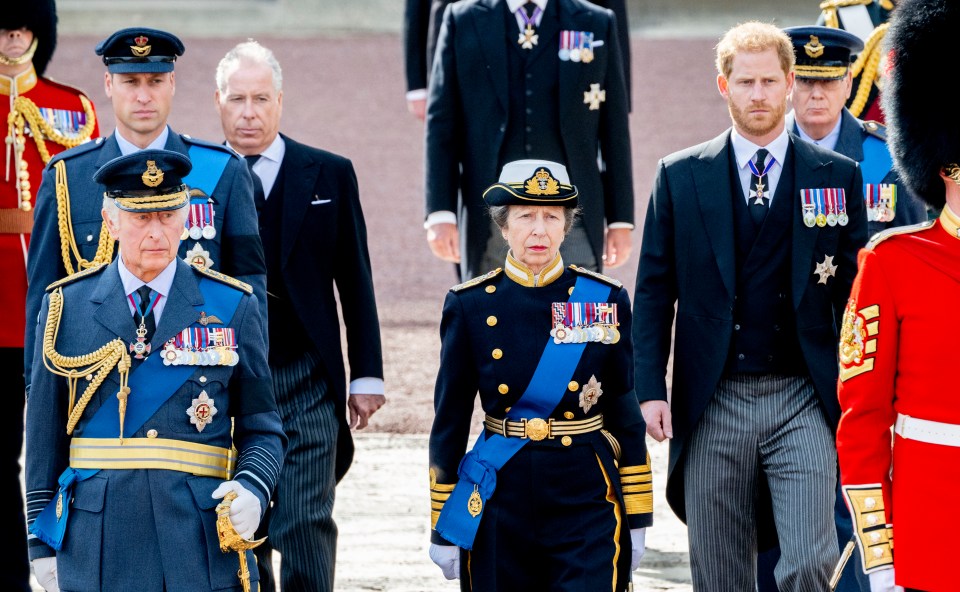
[181,222,216,241]
[551,323,620,345]
[162,343,239,367]
[802,206,849,228]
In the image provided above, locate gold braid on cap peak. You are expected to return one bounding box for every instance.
[55,160,115,275]
[112,188,189,211]
[42,287,131,440]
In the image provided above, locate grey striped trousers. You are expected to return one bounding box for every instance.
[684,373,838,592]
[256,350,339,592]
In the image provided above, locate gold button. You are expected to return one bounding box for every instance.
[561,436,572,446]
[870,532,881,543]
[486,285,496,293]
[86,374,93,381]
[867,514,878,525]
[872,548,883,558]
[864,497,876,509]
[147,429,158,438]
[568,287,574,295]
[568,381,579,391]
[505,407,511,413]
[498,384,509,395]
[199,376,208,383]
[564,411,574,419]
[487,316,498,327]
[492,349,503,360]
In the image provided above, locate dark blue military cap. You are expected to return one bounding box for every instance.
[94,149,192,212]
[95,27,184,73]
[483,159,579,208]
[784,25,864,80]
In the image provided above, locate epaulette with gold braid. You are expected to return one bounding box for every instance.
[192,264,252,294]
[862,120,886,142]
[451,268,501,292]
[45,263,108,292]
[866,219,936,250]
[570,265,622,288]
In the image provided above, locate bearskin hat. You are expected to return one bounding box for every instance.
[883,0,957,209]
[1,0,58,77]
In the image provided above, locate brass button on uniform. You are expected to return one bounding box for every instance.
[563,411,575,419]
[486,285,496,293]
[505,407,512,413]
[561,436,572,446]
[568,381,579,391]
[487,316,498,327]
[492,349,503,360]
[498,384,509,395]
[568,287,574,296]
[199,376,207,384]
[147,429,158,438]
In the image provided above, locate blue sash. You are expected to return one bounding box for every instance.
[31,277,242,550]
[183,144,232,199]
[434,275,611,549]
[861,134,893,185]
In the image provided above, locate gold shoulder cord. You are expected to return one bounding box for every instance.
[848,23,889,119]
[42,287,131,440]
[54,159,115,275]
[7,95,97,211]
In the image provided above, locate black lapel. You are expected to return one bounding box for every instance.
[693,132,737,300]
[279,136,321,265]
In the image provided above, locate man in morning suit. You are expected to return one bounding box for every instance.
[25,149,285,592]
[633,21,867,590]
[24,27,266,383]
[403,0,632,120]
[2,3,99,589]
[424,0,634,281]
[215,40,386,592]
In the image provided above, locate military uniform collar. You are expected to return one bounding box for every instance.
[0,65,38,96]
[504,251,564,287]
[939,205,960,241]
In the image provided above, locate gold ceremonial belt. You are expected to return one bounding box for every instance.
[484,414,603,441]
[70,437,236,479]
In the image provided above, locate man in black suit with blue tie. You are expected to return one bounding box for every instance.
[633,21,868,590]
[215,40,386,592]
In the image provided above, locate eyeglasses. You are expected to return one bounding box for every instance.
[795,78,844,91]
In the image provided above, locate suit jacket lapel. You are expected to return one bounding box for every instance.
[153,260,203,349]
[834,109,864,162]
[474,0,509,114]
[790,137,830,307]
[279,136,321,265]
[693,131,737,300]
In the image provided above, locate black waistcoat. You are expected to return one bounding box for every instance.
[726,148,807,377]
[499,1,565,167]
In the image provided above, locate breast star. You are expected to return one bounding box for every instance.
[813,254,838,285]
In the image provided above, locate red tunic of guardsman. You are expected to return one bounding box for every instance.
[1,38,98,348]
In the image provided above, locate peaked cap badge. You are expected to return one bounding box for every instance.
[804,35,825,59]
[524,168,560,196]
[141,160,164,188]
[130,35,152,57]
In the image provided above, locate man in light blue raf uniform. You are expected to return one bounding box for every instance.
[24,27,266,382]
[784,25,931,240]
[24,149,285,592]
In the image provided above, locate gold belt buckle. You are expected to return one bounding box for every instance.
[524,417,550,441]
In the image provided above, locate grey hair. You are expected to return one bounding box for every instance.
[489,204,579,235]
[215,39,283,95]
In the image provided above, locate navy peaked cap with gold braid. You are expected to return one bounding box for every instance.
[93,149,191,212]
[784,25,864,80]
[95,27,184,73]
[482,159,579,208]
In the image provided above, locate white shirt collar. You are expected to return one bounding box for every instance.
[118,254,177,300]
[115,125,170,156]
[228,134,286,196]
[731,127,789,171]
[794,117,843,152]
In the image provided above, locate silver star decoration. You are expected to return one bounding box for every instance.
[813,254,838,285]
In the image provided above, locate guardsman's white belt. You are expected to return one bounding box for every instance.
[895,413,960,447]
[69,437,236,479]
[484,414,603,441]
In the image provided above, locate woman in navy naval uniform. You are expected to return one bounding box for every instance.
[426,159,652,591]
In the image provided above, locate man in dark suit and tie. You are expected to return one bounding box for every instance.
[403,0,632,120]
[633,21,868,590]
[215,40,386,592]
[424,0,634,281]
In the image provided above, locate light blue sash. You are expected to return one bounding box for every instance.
[434,275,611,549]
[183,144,232,198]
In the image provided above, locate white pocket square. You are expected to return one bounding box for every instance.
[311,198,331,205]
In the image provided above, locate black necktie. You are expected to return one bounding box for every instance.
[749,148,770,226]
[523,1,537,18]
[244,154,265,213]
[135,285,156,344]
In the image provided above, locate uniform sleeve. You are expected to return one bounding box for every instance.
[836,247,896,573]
[229,292,286,510]
[428,290,479,544]
[602,287,653,528]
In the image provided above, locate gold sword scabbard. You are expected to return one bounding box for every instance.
[829,538,857,591]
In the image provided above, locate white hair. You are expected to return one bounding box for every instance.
[215,39,283,95]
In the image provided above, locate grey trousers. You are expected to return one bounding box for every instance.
[684,373,838,592]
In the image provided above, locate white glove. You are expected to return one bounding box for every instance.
[428,543,460,580]
[868,568,904,592]
[31,557,59,592]
[212,480,262,540]
[630,528,646,571]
